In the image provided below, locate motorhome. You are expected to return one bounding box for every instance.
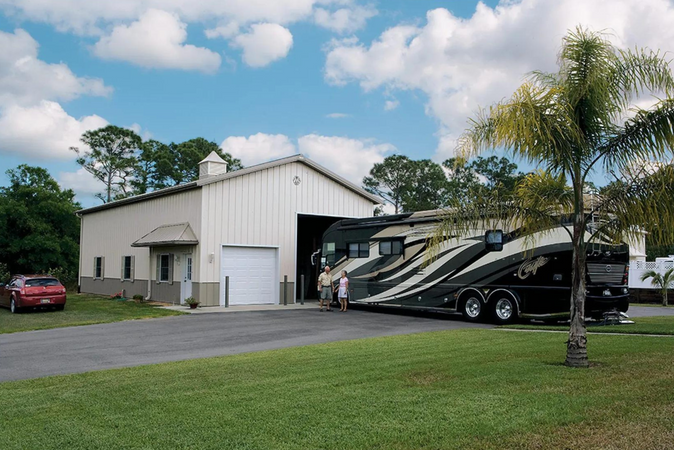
[314,210,630,324]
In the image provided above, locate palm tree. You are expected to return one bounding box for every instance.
[431,27,674,367]
[640,268,674,306]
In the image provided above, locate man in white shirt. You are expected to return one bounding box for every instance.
[317,266,334,312]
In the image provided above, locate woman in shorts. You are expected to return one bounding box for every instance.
[336,270,349,312]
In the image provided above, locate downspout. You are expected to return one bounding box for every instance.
[77,212,83,293]
[145,249,152,301]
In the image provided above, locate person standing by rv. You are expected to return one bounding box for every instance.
[317,266,333,312]
[335,270,349,312]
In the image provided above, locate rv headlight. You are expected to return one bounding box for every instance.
[622,288,628,294]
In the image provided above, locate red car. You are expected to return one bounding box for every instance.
[0,275,67,313]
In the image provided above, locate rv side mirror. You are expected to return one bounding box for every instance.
[485,230,504,252]
[311,251,320,266]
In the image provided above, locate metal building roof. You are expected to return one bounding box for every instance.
[77,153,382,215]
[131,223,198,247]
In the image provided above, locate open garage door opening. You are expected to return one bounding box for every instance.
[296,214,346,301]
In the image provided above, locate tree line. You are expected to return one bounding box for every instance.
[71,125,243,203]
[0,128,245,284]
[363,154,524,214]
[1,132,519,285]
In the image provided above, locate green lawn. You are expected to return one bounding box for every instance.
[0,293,184,334]
[1,329,673,449]
[501,315,674,335]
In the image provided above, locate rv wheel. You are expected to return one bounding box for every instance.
[491,294,517,325]
[460,295,484,322]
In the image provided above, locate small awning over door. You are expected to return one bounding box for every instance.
[131,223,198,247]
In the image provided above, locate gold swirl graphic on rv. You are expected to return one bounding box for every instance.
[517,256,550,280]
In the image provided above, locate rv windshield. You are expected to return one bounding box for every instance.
[321,242,335,267]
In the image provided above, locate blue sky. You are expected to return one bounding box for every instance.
[0,0,671,207]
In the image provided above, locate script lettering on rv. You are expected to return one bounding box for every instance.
[517,256,551,280]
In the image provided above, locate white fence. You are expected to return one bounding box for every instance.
[629,260,674,289]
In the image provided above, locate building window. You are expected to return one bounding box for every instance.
[94,256,104,279]
[379,240,403,256]
[122,256,134,281]
[159,254,170,282]
[348,243,369,258]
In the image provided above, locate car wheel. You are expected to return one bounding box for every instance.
[10,297,19,314]
[461,294,484,322]
[491,293,517,325]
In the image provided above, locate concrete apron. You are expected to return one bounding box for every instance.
[162,303,318,314]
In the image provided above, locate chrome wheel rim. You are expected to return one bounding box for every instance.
[465,297,481,318]
[495,298,513,320]
[10,299,15,313]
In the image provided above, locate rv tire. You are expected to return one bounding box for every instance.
[490,292,518,325]
[460,293,484,322]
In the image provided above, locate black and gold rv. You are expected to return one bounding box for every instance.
[315,211,630,324]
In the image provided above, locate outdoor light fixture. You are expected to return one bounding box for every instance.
[209,252,215,263]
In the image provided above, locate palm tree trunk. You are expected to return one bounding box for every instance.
[566,211,589,368]
[663,290,668,307]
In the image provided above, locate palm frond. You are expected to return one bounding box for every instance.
[427,171,573,262]
[613,48,674,108]
[590,163,674,246]
[598,99,674,174]
[457,83,582,175]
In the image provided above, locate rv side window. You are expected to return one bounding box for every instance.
[348,243,369,258]
[485,230,504,252]
[379,240,403,256]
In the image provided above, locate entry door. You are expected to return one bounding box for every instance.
[181,253,193,303]
[222,246,278,305]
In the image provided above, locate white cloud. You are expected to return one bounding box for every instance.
[205,21,240,39]
[0,1,375,35]
[324,0,674,160]
[0,29,112,161]
[0,101,108,159]
[220,132,297,166]
[128,122,153,140]
[314,4,377,34]
[231,23,293,68]
[1,1,377,68]
[298,134,394,184]
[220,132,394,185]
[0,28,111,106]
[93,9,221,73]
[0,0,315,35]
[58,167,102,196]
[384,99,399,111]
[326,112,350,118]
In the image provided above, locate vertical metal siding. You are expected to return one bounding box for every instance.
[79,189,202,283]
[80,161,375,293]
[199,162,375,285]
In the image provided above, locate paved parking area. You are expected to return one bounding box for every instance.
[627,305,674,317]
[0,308,490,382]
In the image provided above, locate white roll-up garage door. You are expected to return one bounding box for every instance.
[221,246,279,305]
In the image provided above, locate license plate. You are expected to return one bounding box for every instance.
[41,298,51,304]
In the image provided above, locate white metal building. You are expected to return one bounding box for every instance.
[78,153,379,306]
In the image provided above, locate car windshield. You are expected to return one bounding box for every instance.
[25,278,60,287]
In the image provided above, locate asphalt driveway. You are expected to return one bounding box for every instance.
[0,309,490,382]
[627,305,674,317]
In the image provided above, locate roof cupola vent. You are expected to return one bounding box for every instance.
[198,151,228,179]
